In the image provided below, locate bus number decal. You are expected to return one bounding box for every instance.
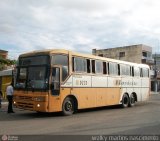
[80,80,87,86]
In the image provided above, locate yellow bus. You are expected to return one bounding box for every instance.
[13,49,150,115]
[0,69,13,99]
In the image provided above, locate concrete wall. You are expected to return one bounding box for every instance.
[92,44,152,64]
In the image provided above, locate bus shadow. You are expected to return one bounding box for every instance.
[77,104,122,114]
[17,110,63,119]
[1,103,147,121]
[0,105,123,121]
[0,109,63,121]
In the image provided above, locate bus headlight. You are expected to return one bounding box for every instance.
[34,97,45,102]
[37,104,40,107]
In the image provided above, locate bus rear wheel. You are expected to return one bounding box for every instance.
[62,97,75,116]
[129,94,136,107]
[121,94,129,108]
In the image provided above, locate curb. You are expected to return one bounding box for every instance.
[1,102,8,105]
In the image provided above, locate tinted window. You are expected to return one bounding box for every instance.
[19,56,49,66]
[134,67,140,77]
[141,68,149,77]
[52,55,69,81]
[73,57,87,73]
[96,60,103,74]
[109,62,118,75]
[120,64,131,76]
[52,55,68,66]
[16,68,27,88]
[92,60,95,73]
[103,62,107,74]
[87,59,91,73]
[27,67,47,89]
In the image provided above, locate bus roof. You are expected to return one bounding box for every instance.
[19,49,149,69]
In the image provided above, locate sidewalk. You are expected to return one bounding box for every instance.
[0,99,8,112]
[1,99,8,105]
[1,101,8,105]
[150,91,160,95]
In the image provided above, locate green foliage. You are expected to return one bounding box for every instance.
[0,57,17,70]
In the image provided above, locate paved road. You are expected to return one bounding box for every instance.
[0,94,160,137]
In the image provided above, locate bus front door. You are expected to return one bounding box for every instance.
[49,66,62,112]
[51,67,61,95]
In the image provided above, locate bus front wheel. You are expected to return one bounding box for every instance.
[121,94,129,108]
[62,97,75,116]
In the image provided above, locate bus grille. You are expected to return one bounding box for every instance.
[16,102,34,110]
[18,96,33,101]
[15,96,34,110]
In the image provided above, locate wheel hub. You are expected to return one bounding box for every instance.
[65,101,72,111]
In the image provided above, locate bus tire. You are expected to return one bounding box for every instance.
[129,93,136,107]
[62,97,75,116]
[121,94,129,108]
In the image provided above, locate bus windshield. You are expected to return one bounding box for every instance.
[15,55,50,90]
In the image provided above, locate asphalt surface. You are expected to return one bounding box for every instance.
[0,94,160,140]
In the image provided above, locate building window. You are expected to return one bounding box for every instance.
[98,54,103,57]
[142,52,147,57]
[119,52,125,57]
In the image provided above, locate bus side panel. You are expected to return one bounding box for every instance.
[96,88,108,107]
[71,88,96,109]
[48,88,71,112]
[106,88,120,106]
[141,78,150,101]
[141,88,149,101]
[70,87,121,109]
[133,78,142,101]
[121,77,134,97]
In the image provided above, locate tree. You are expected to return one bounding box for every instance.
[0,57,17,70]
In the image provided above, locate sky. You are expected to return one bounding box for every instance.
[1,0,160,59]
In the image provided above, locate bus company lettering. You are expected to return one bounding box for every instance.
[76,80,87,85]
[115,80,137,86]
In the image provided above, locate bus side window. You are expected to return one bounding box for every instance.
[87,59,91,73]
[134,67,140,77]
[147,69,149,77]
[95,60,103,74]
[73,57,87,73]
[103,62,107,74]
[52,54,69,81]
[107,63,109,75]
[51,67,60,95]
[140,68,143,77]
[130,66,132,76]
[92,60,95,73]
[118,64,120,76]
[72,57,75,72]
[132,67,134,77]
[141,68,149,78]
[109,62,118,76]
